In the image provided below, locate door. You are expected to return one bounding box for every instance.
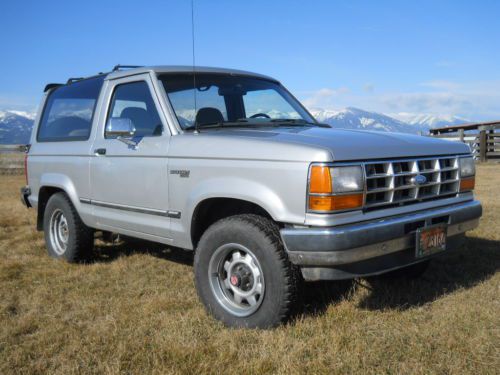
[89,73,172,239]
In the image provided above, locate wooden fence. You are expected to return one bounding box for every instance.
[0,145,25,174]
[429,121,500,162]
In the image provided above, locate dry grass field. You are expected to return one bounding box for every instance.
[0,164,499,374]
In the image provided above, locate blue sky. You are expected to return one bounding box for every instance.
[1,0,499,120]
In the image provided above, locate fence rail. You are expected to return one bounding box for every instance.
[429,121,500,162]
[0,145,25,174]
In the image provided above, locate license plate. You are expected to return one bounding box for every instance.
[416,224,447,258]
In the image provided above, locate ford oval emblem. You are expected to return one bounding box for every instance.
[411,174,427,186]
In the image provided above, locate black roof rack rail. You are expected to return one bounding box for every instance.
[112,64,144,72]
[44,72,108,93]
[44,83,63,92]
[66,77,85,84]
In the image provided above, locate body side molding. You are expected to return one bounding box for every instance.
[79,198,181,218]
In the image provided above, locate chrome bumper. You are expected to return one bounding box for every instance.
[281,200,482,269]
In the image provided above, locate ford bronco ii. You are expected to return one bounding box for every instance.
[21,65,482,328]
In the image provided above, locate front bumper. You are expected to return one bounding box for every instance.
[281,200,482,280]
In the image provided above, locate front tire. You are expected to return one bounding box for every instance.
[194,214,301,328]
[43,192,94,262]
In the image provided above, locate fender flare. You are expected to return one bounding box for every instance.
[186,176,290,225]
[38,173,93,228]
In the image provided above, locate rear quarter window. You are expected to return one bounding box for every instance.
[37,76,105,142]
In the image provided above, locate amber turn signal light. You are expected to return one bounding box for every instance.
[460,177,475,192]
[309,166,332,194]
[309,193,363,211]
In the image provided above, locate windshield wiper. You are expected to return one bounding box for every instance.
[183,122,223,131]
[183,119,331,131]
[184,121,256,131]
[269,119,331,128]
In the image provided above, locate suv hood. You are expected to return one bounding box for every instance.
[199,126,470,161]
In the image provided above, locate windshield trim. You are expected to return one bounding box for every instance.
[278,82,319,126]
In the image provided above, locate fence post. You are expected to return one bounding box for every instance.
[458,128,464,142]
[489,129,494,154]
[479,128,487,162]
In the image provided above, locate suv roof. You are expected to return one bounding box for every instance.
[106,65,278,82]
[44,65,278,93]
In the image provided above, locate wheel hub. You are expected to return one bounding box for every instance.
[208,243,265,317]
[229,264,254,291]
[49,208,69,255]
[230,274,240,287]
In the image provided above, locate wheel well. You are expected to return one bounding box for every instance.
[36,186,65,231]
[191,198,273,248]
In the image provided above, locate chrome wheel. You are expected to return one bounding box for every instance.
[49,208,69,255]
[208,243,265,317]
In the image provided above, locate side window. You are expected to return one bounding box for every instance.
[37,76,104,142]
[166,86,227,128]
[106,81,163,138]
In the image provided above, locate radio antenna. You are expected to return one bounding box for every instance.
[191,0,199,133]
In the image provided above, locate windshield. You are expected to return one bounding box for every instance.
[160,73,316,130]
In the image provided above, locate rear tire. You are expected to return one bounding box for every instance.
[194,214,301,328]
[43,192,94,262]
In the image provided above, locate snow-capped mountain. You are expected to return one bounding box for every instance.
[389,112,468,128]
[310,107,430,134]
[0,111,35,144]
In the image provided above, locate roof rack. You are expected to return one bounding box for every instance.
[112,64,144,72]
[66,77,85,84]
[43,71,108,93]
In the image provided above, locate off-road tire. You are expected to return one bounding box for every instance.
[194,214,301,328]
[43,192,94,262]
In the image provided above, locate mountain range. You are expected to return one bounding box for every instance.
[0,108,468,144]
[389,112,468,128]
[310,107,468,134]
[0,111,36,144]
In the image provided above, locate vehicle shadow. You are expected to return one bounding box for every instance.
[91,234,499,316]
[357,236,500,311]
[93,235,194,266]
[297,279,355,316]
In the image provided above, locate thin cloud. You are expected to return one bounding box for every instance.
[380,92,473,114]
[363,83,375,93]
[419,80,461,91]
[0,95,38,112]
[301,80,500,120]
[301,87,350,108]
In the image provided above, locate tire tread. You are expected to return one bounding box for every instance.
[44,192,94,262]
[195,214,301,327]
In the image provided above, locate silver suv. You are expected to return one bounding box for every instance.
[21,65,482,328]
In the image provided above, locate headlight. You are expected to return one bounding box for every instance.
[308,164,364,212]
[331,166,364,193]
[459,156,475,177]
[459,156,475,192]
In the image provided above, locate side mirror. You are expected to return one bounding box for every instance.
[105,117,136,138]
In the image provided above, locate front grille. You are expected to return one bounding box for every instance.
[364,156,460,209]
